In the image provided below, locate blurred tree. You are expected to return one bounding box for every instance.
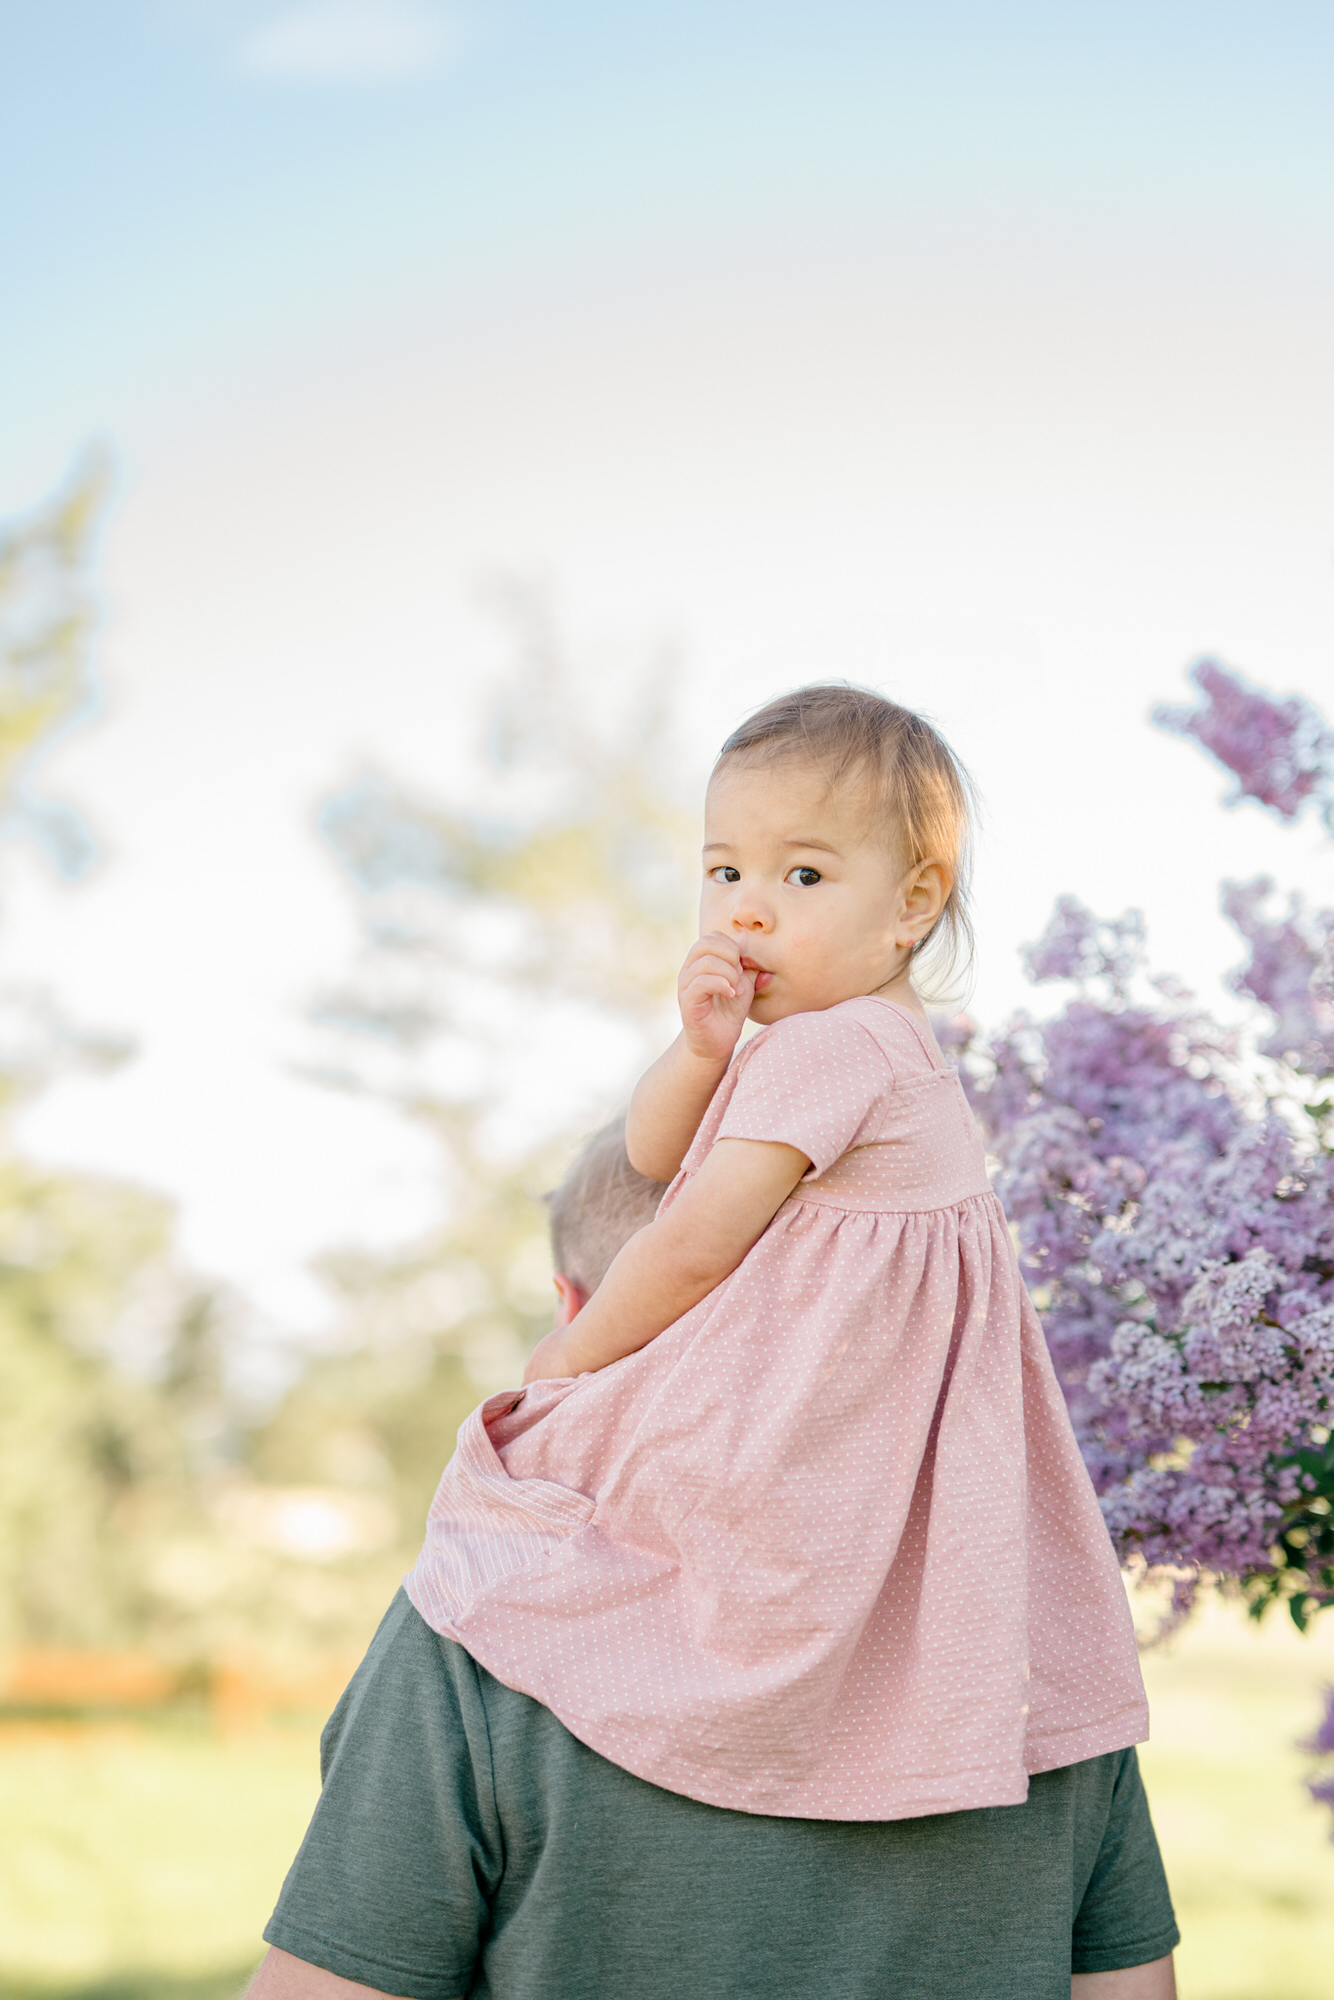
[0,1158,197,1653]
[0,450,105,883]
[0,465,233,1666]
[252,584,696,1559]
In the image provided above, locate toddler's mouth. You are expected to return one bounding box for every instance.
[740,956,774,994]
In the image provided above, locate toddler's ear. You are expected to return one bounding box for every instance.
[553,1272,588,1326]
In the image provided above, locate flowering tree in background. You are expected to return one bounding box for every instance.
[953,658,1334,1824]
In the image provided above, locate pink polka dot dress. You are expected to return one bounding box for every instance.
[406,995,1148,1820]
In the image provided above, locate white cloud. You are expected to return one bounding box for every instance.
[236,0,453,82]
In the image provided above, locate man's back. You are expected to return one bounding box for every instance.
[263,1592,1178,2000]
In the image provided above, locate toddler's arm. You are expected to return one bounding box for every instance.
[627,932,757,1181]
[524,1135,807,1381]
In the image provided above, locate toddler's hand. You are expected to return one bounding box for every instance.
[678,932,756,1064]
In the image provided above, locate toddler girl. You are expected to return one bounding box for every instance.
[405,683,1147,1820]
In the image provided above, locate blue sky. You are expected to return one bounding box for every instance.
[4,1,1334,1328]
[6,0,1334,480]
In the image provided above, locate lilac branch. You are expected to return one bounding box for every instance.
[1153,658,1334,828]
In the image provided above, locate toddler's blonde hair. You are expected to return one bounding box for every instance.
[716,682,975,995]
[548,1118,669,1296]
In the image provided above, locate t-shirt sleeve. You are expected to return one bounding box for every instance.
[264,1591,495,1999]
[715,1009,894,1178]
[1070,1749,1180,1976]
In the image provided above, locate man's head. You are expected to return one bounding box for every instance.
[547,1118,669,1324]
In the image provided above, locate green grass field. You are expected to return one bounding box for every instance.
[0,1709,318,2000]
[1,1598,1332,2000]
[1137,1595,1334,2000]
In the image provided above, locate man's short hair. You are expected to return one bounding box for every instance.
[548,1118,669,1296]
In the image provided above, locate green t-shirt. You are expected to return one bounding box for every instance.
[266,1592,1177,2000]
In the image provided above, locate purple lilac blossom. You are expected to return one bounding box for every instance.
[1303,1685,1334,1759]
[1031,667,1334,1831]
[1152,659,1334,826]
[1021,895,1146,998]
[1303,1687,1334,1834]
[1219,877,1334,1077]
[963,895,1334,1599]
[1309,1771,1334,1830]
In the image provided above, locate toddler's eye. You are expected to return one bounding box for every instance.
[786,866,823,887]
[709,865,741,884]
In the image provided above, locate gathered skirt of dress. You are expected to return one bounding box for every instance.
[406,1075,1148,1820]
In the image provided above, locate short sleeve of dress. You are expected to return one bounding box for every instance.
[715,1007,895,1178]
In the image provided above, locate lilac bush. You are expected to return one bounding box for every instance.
[960,664,1334,1645]
[963,658,1334,1821]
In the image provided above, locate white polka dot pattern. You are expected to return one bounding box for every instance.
[405,995,1149,1821]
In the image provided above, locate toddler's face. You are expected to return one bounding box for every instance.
[701,759,918,1023]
